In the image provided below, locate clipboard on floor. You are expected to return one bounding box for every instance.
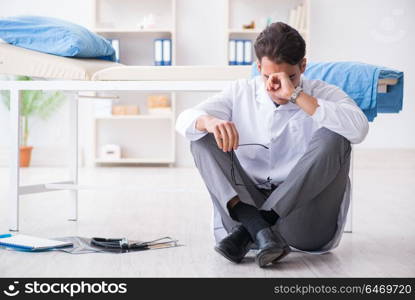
[0,234,73,252]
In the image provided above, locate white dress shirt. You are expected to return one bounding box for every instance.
[176,75,369,252]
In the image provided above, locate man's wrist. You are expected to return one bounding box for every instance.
[294,92,320,115]
[288,86,303,104]
[195,114,213,131]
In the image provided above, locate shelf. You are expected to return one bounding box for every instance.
[95,114,173,120]
[91,0,177,167]
[225,65,252,70]
[229,28,308,35]
[93,28,173,34]
[95,157,174,164]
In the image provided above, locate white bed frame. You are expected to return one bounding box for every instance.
[4,77,398,233]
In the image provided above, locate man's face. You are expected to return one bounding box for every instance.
[258,56,306,105]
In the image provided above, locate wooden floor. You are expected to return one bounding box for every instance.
[0,149,414,277]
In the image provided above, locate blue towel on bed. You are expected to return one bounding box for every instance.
[251,61,404,121]
[304,62,403,121]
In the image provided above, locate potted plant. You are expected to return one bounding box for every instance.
[1,76,65,167]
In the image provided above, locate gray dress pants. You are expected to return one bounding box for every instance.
[190,127,351,251]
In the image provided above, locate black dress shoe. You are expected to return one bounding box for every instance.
[255,227,291,268]
[214,225,253,263]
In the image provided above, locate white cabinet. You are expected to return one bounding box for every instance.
[91,92,176,165]
[92,0,176,65]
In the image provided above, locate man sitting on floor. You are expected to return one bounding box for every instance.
[176,22,369,268]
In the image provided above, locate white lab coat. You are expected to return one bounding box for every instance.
[176,75,369,253]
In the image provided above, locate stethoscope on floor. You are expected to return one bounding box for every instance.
[91,236,179,252]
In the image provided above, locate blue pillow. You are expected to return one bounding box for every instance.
[0,16,115,61]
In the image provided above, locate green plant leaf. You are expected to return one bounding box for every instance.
[22,90,42,117]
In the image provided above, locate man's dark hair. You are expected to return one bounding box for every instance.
[254,22,306,65]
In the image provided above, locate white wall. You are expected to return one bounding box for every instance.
[0,0,414,168]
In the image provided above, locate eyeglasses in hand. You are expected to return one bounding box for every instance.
[230,143,272,187]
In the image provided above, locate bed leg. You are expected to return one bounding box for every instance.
[68,94,79,221]
[9,89,21,232]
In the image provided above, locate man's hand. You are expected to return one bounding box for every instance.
[196,115,239,152]
[266,72,295,100]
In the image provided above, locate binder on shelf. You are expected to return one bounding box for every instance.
[154,39,163,66]
[298,4,306,30]
[243,40,252,65]
[230,39,253,65]
[154,39,172,66]
[288,8,297,28]
[229,39,236,65]
[110,39,120,63]
[162,39,172,66]
[236,39,244,65]
[297,4,304,30]
[289,3,307,31]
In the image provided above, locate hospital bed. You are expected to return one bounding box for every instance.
[0,43,398,233]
